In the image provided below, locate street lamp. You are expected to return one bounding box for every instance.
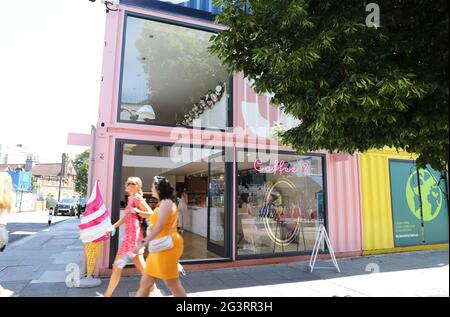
[58,153,68,202]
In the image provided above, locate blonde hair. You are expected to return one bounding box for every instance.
[0,172,13,214]
[126,177,143,196]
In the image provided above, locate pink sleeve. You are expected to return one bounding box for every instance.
[134,195,144,207]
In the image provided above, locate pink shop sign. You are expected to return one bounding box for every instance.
[253,159,310,176]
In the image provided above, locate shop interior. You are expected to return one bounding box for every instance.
[236,154,325,255]
[119,16,229,128]
[118,143,226,260]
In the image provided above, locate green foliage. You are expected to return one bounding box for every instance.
[31,176,37,190]
[74,150,89,197]
[210,0,449,172]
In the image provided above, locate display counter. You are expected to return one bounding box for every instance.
[184,206,224,241]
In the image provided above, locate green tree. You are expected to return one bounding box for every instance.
[74,150,90,197]
[31,176,38,191]
[210,0,449,173]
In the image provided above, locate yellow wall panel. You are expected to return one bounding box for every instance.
[360,148,417,251]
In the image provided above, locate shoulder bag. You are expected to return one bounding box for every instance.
[148,213,177,253]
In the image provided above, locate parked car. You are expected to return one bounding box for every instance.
[54,197,78,216]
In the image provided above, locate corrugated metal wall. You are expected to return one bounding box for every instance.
[233,74,363,254]
[233,74,279,139]
[326,153,363,254]
[360,149,416,252]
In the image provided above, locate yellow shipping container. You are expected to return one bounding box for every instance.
[360,148,448,255]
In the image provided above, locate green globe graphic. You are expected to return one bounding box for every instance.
[406,170,442,222]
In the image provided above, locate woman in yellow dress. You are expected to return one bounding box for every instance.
[135,176,186,297]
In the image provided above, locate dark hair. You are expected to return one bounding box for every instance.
[239,193,249,208]
[153,176,175,202]
[269,194,278,202]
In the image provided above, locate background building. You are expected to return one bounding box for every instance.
[0,152,78,211]
[32,159,78,201]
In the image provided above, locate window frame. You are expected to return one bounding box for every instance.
[120,0,219,21]
[234,148,329,260]
[110,138,234,267]
[117,11,233,132]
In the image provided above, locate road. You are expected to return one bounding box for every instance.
[4,210,72,244]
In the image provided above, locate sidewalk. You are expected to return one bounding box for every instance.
[5,210,71,244]
[0,217,83,297]
[0,217,448,297]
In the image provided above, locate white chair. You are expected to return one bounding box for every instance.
[241,216,262,253]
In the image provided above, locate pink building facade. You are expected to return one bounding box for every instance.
[69,0,362,275]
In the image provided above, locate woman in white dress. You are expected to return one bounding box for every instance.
[176,188,188,233]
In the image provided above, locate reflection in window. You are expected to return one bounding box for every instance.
[237,151,325,256]
[119,16,229,128]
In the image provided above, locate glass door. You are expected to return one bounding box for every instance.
[207,151,227,257]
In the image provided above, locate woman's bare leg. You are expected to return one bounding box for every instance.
[136,274,156,297]
[132,254,145,273]
[103,259,123,297]
[164,278,187,297]
[132,255,157,294]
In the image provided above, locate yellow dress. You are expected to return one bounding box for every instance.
[144,207,184,279]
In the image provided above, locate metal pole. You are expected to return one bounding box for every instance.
[416,166,425,242]
[444,171,449,219]
[88,125,97,194]
[57,153,66,202]
[19,190,23,212]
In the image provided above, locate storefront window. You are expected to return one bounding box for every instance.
[119,15,230,129]
[115,142,231,261]
[236,150,326,256]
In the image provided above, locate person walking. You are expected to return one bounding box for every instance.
[238,193,253,216]
[48,207,53,226]
[135,176,186,297]
[0,172,14,297]
[103,177,153,297]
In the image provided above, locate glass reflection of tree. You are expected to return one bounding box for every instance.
[134,21,228,119]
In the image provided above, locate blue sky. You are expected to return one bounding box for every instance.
[0,0,106,162]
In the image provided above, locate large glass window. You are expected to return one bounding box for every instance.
[119,16,230,129]
[115,142,231,261]
[236,150,326,256]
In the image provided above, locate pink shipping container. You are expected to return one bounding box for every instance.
[68,1,363,276]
